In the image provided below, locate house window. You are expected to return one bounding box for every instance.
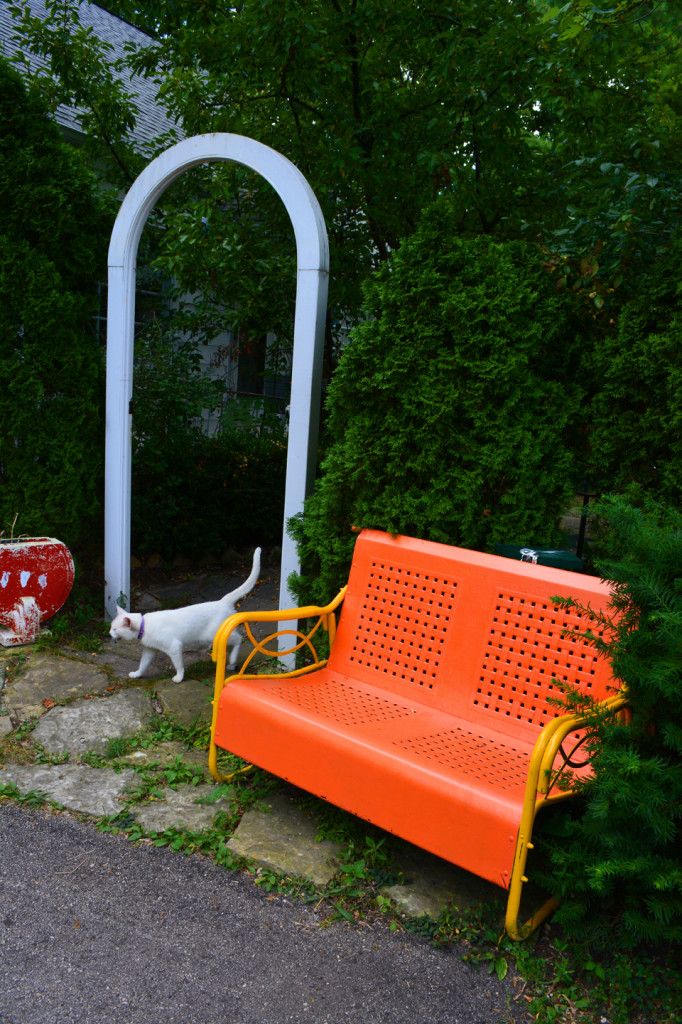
[237,331,290,404]
[236,332,267,396]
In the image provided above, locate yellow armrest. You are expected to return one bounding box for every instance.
[208,587,347,784]
[211,586,347,664]
[505,690,629,939]
[535,692,629,796]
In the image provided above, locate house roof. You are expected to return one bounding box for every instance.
[0,0,178,148]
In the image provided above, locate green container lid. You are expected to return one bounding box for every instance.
[494,544,583,572]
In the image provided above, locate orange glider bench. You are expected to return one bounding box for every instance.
[209,529,625,938]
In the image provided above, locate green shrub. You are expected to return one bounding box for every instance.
[290,198,587,605]
[0,59,108,550]
[132,428,286,560]
[589,235,682,503]
[544,495,682,948]
[130,322,287,559]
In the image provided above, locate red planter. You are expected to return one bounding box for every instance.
[0,538,75,646]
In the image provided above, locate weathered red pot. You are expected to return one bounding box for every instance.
[0,537,74,646]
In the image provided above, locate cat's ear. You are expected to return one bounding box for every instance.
[116,605,126,615]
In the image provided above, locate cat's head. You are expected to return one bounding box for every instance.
[109,605,139,641]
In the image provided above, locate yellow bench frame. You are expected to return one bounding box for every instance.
[209,530,625,939]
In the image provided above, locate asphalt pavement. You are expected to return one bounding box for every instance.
[0,802,524,1024]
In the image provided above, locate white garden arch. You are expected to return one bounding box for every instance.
[104,134,329,619]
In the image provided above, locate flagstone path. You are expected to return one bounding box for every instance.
[0,557,509,923]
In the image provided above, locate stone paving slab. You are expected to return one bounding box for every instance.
[381,841,501,920]
[98,637,226,686]
[3,651,112,721]
[131,782,237,833]
[31,688,153,757]
[98,637,212,683]
[0,648,512,919]
[99,566,281,684]
[118,740,209,776]
[134,566,279,609]
[228,790,343,886]
[0,762,136,817]
[155,678,214,726]
[95,637,149,680]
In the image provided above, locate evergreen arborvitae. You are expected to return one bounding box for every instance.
[589,235,682,504]
[290,198,586,605]
[544,495,682,947]
[0,59,108,549]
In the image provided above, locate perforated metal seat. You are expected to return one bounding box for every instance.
[210,530,624,936]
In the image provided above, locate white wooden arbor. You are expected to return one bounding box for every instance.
[104,134,329,619]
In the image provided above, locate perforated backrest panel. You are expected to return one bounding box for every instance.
[474,590,608,730]
[343,559,460,691]
[329,530,617,726]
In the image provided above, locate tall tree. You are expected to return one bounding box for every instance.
[12,1,682,331]
[8,0,682,397]
[10,0,550,340]
[124,0,547,322]
[526,1,682,309]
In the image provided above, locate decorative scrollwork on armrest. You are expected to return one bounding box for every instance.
[557,732,592,771]
[238,615,334,675]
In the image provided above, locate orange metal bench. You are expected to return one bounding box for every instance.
[209,529,625,937]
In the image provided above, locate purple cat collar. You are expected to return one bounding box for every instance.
[138,616,145,640]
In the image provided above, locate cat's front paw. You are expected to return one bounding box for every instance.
[172,673,184,683]
[129,670,141,678]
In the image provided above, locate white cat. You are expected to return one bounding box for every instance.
[109,547,261,683]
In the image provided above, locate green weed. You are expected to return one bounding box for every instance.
[105,735,137,759]
[0,780,58,810]
[33,748,69,766]
[145,713,211,751]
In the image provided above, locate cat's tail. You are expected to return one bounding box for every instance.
[225,546,262,605]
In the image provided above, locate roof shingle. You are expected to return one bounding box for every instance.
[0,0,178,148]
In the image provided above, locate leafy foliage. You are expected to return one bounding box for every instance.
[587,234,682,502]
[7,0,682,571]
[290,198,586,604]
[0,58,108,550]
[8,0,150,186]
[37,0,682,322]
[526,1,682,308]
[146,163,298,363]
[129,301,287,558]
[117,0,548,318]
[543,495,682,947]
[132,427,286,560]
[21,0,682,333]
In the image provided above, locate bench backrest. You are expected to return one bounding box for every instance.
[328,530,618,745]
